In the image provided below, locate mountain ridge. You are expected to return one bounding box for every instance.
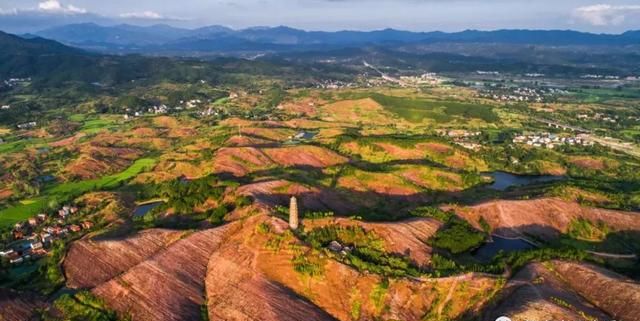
[31,24,640,55]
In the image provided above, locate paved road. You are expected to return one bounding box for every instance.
[582,134,640,158]
[363,61,409,86]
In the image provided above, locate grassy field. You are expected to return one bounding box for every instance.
[337,92,498,123]
[68,113,87,122]
[0,158,157,228]
[569,88,640,104]
[0,137,49,154]
[79,118,119,134]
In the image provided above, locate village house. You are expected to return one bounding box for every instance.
[17,121,37,130]
[81,221,94,230]
[30,242,43,251]
[513,132,592,149]
[51,226,66,236]
[40,233,53,245]
[58,205,77,218]
[69,225,82,233]
[28,218,38,226]
[5,251,21,263]
[12,230,24,240]
[328,241,343,252]
[148,104,169,114]
[455,142,483,151]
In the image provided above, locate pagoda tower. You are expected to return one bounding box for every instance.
[289,196,299,230]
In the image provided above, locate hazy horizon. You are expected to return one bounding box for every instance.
[1,0,640,34]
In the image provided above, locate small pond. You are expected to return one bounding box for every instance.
[300,131,318,140]
[37,147,50,154]
[37,175,56,184]
[133,202,163,218]
[472,236,536,262]
[486,171,565,191]
[292,131,318,141]
[8,239,33,254]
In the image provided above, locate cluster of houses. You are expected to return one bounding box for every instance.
[122,94,233,119]
[148,104,170,114]
[363,77,391,88]
[580,74,621,80]
[435,130,483,151]
[577,113,620,124]
[437,129,481,138]
[476,71,500,75]
[182,99,203,109]
[2,78,30,88]
[123,105,170,119]
[399,73,443,86]
[314,79,356,89]
[327,240,354,257]
[16,121,37,130]
[480,87,567,103]
[578,75,640,81]
[1,205,94,265]
[454,141,483,151]
[199,106,226,118]
[513,132,594,149]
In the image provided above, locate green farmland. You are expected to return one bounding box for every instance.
[0,158,157,228]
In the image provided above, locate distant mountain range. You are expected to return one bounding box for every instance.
[0,30,351,88]
[2,25,638,87]
[31,23,640,55]
[0,30,212,86]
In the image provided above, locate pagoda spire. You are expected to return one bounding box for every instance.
[289,196,299,230]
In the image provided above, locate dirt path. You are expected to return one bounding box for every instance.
[495,203,525,238]
[437,278,460,316]
[586,251,638,259]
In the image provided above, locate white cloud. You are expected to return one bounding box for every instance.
[119,11,164,20]
[38,0,87,14]
[574,4,640,26]
[0,8,18,15]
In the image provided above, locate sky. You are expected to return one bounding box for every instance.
[1,0,639,33]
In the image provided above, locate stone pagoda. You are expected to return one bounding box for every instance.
[289,196,299,230]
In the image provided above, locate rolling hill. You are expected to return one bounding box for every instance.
[33,24,640,55]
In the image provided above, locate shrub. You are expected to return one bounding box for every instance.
[430,219,486,254]
[292,253,324,277]
[52,291,119,321]
[568,218,609,241]
[304,225,419,277]
[409,206,455,222]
